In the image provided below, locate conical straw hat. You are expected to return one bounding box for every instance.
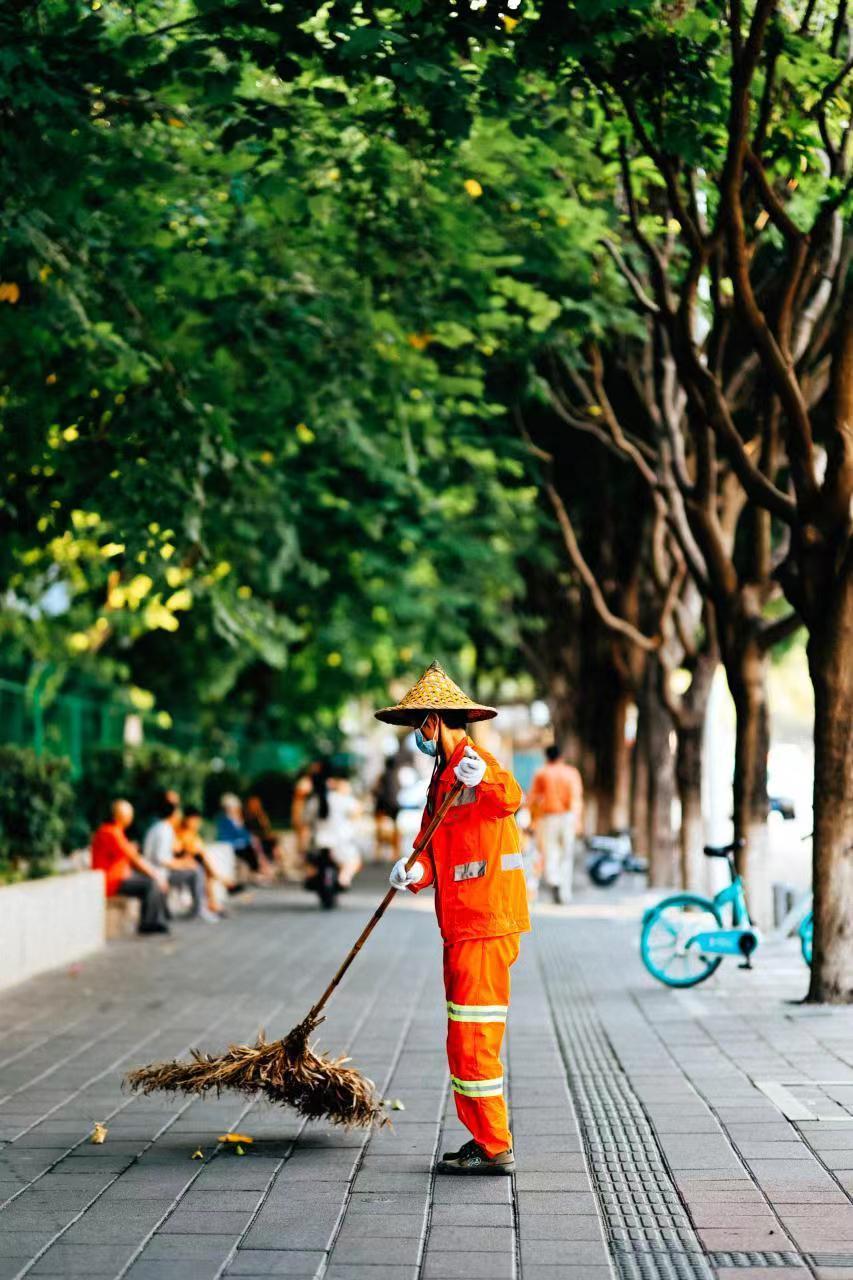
[375,661,497,726]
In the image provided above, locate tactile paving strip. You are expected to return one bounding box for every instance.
[536,926,803,1277]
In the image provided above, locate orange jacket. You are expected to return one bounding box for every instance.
[409,738,531,945]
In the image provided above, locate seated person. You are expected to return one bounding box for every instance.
[91,800,170,935]
[216,793,272,880]
[245,794,281,871]
[143,798,215,922]
[175,806,245,914]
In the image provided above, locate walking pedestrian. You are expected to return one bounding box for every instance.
[529,744,584,903]
[378,661,529,1176]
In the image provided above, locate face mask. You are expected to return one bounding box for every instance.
[415,724,438,757]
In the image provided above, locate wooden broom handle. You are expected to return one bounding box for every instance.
[307,780,464,1022]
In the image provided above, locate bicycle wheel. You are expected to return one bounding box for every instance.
[799,911,813,966]
[640,894,724,987]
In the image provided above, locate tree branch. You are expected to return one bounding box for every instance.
[601,237,660,314]
[758,611,804,650]
[515,409,662,652]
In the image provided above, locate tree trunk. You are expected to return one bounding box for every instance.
[631,699,650,860]
[581,652,631,834]
[676,721,704,893]
[672,650,717,893]
[807,560,853,1002]
[727,638,771,925]
[643,661,677,887]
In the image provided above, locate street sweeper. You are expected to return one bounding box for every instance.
[377,661,530,1176]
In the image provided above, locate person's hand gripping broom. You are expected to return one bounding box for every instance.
[126,782,464,1128]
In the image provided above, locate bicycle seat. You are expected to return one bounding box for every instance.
[703,839,746,858]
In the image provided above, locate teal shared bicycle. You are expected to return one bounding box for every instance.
[640,839,763,987]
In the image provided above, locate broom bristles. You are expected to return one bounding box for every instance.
[125,1015,387,1129]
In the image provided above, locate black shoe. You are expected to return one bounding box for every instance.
[441,1138,480,1161]
[227,884,247,897]
[437,1140,514,1176]
[139,924,170,935]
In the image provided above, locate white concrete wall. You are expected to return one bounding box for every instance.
[0,871,105,991]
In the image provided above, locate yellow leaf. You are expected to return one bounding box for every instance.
[63,426,80,442]
[327,651,342,667]
[67,633,90,654]
[192,1149,204,1160]
[295,422,315,444]
[46,373,57,385]
[167,117,186,128]
[129,685,155,712]
[0,283,21,304]
[587,405,602,417]
[127,574,153,602]
[464,179,483,199]
[501,15,519,30]
[91,1122,108,1144]
[143,601,180,632]
[407,333,433,351]
[218,1133,254,1144]
[165,588,192,611]
[237,585,252,599]
[101,542,125,557]
[160,542,175,560]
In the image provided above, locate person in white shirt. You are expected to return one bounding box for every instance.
[143,799,215,922]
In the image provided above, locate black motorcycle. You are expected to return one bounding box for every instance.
[304,846,342,909]
[585,831,647,887]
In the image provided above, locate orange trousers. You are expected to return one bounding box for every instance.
[443,934,520,1157]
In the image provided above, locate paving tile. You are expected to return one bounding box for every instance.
[226,1251,327,1276]
[422,1255,514,1279]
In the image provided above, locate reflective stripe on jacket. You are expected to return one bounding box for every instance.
[409,737,531,945]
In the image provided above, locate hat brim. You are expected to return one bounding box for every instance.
[375,705,497,726]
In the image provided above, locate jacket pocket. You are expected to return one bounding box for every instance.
[452,860,487,882]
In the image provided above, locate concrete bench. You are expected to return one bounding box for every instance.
[105,895,141,939]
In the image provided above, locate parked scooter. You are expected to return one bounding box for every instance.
[585,831,647,887]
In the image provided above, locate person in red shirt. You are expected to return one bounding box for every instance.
[378,662,530,1176]
[91,800,170,934]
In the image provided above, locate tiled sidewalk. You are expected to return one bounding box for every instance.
[1,873,852,1280]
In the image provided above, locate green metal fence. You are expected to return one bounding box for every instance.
[0,668,310,781]
[0,674,202,777]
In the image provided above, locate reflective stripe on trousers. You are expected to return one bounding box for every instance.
[443,933,520,1157]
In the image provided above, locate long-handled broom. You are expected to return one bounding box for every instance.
[126,781,463,1128]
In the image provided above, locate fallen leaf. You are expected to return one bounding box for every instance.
[91,1122,108,1144]
[218,1133,254,1144]
[191,1149,204,1160]
[235,1145,245,1156]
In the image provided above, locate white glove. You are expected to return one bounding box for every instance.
[455,745,487,788]
[389,858,425,891]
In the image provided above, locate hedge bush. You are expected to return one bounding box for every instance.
[0,746,73,880]
[74,744,209,843]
